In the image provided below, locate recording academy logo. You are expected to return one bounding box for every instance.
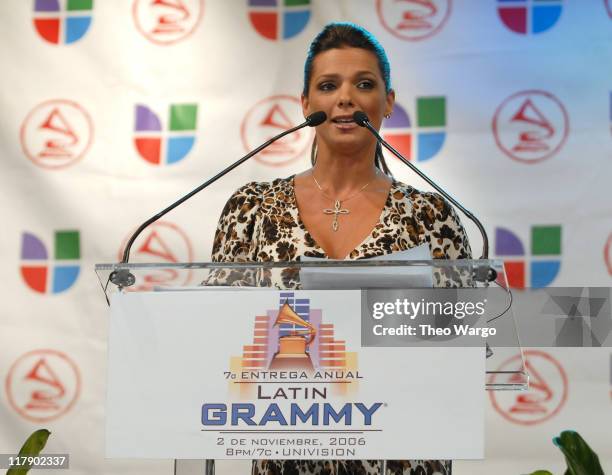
[227,292,359,401]
[134,103,198,165]
[497,0,563,35]
[489,350,568,425]
[20,99,93,170]
[133,0,204,45]
[5,349,81,423]
[376,0,451,41]
[495,225,562,289]
[492,90,569,164]
[605,233,612,277]
[247,0,311,41]
[381,98,446,162]
[20,230,80,294]
[241,95,313,167]
[118,221,194,289]
[33,0,93,45]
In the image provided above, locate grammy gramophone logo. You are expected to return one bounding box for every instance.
[269,300,317,370]
[231,292,356,375]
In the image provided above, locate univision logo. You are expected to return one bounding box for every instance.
[20,230,80,294]
[33,0,93,45]
[495,225,562,289]
[248,0,311,41]
[497,0,563,35]
[382,97,446,162]
[134,104,198,165]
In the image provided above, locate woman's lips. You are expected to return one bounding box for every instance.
[332,119,357,130]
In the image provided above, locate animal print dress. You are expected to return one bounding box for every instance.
[210,176,472,475]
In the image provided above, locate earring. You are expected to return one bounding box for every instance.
[384,113,392,119]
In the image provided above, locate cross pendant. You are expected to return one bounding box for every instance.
[323,200,350,232]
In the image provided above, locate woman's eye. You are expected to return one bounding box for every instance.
[318,82,335,91]
[357,80,375,89]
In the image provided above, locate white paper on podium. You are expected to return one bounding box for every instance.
[106,289,484,460]
[299,245,433,289]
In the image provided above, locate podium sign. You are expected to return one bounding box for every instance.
[106,289,484,460]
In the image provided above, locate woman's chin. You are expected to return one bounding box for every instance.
[328,137,371,154]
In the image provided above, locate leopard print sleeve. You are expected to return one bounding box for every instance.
[413,191,473,288]
[204,182,264,287]
[414,191,472,260]
[211,181,263,263]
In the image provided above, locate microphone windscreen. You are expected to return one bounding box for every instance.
[352,111,369,126]
[307,111,327,126]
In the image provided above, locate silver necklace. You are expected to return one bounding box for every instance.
[312,171,378,232]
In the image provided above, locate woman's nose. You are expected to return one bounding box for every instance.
[337,83,354,107]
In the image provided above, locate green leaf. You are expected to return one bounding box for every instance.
[6,429,51,475]
[553,430,604,475]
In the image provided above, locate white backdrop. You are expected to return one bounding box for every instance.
[1,1,611,474]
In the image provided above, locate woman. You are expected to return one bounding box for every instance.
[211,22,470,475]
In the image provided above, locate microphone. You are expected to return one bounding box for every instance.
[305,111,327,126]
[353,111,496,282]
[109,111,327,288]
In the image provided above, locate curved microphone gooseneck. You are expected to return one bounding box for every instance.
[109,111,327,287]
[352,111,496,282]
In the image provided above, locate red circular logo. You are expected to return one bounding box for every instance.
[492,90,569,164]
[488,350,568,426]
[118,221,194,290]
[133,0,204,45]
[605,233,612,276]
[240,95,313,167]
[20,99,93,170]
[5,349,81,423]
[376,0,452,41]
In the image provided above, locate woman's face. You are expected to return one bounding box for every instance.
[302,47,394,155]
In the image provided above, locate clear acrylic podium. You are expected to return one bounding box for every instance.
[96,259,527,475]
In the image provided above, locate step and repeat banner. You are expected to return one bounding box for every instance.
[0,1,611,474]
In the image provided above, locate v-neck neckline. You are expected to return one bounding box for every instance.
[288,174,396,260]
